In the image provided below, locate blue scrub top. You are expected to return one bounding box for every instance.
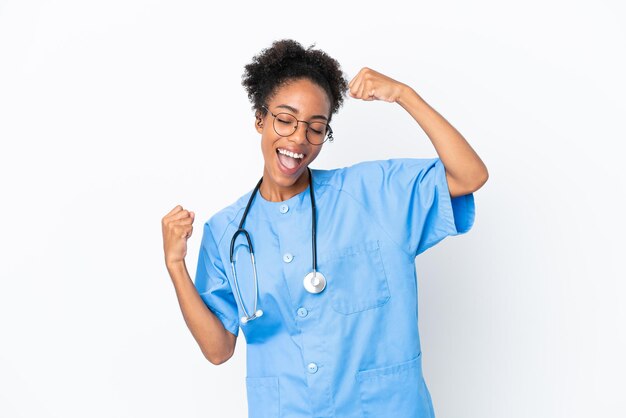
[194,157,475,418]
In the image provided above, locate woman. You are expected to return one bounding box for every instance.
[162,39,488,418]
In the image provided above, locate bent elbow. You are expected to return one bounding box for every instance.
[469,167,489,193]
[204,348,234,365]
[208,356,229,366]
[477,169,489,189]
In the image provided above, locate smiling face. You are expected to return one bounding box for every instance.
[255,77,332,202]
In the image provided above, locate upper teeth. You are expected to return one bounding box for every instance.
[278,148,304,159]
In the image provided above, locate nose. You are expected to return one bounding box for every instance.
[288,121,309,145]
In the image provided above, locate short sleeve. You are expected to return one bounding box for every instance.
[193,222,240,337]
[350,157,475,257]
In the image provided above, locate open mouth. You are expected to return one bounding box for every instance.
[276,147,306,174]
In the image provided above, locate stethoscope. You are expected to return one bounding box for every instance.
[229,167,326,324]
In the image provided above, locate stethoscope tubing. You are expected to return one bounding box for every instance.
[230,168,317,323]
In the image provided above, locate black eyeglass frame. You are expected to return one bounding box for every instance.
[261,105,334,145]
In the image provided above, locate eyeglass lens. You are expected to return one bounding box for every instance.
[273,113,329,145]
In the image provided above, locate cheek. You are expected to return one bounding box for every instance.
[260,138,277,162]
[309,148,323,161]
[259,136,271,154]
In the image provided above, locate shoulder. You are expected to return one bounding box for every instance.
[311,157,441,191]
[202,190,252,248]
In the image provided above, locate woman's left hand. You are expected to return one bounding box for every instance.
[348,67,409,103]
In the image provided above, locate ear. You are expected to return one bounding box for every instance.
[254,110,264,134]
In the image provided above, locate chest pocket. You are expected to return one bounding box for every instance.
[320,240,391,315]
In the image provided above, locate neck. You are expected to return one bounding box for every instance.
[260,167,310,202]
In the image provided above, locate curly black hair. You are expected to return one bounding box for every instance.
[241,39,349,124]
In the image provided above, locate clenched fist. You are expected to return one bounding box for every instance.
[162,205,195,267]
[348,67,408,102]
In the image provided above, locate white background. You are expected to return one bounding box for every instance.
[1,1,624,417]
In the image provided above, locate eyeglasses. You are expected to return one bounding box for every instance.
[261,105,333,145]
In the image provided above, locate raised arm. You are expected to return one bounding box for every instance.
[162,205,237,365]
[347,67,489,197]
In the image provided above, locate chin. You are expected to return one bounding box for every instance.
[274,166,307,185]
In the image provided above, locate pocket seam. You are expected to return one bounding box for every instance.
[355,352,422,382]
[321,239,381,262]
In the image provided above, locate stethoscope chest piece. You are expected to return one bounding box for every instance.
[303,271,327,294]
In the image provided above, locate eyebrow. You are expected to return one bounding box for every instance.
[275,104,329,122]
